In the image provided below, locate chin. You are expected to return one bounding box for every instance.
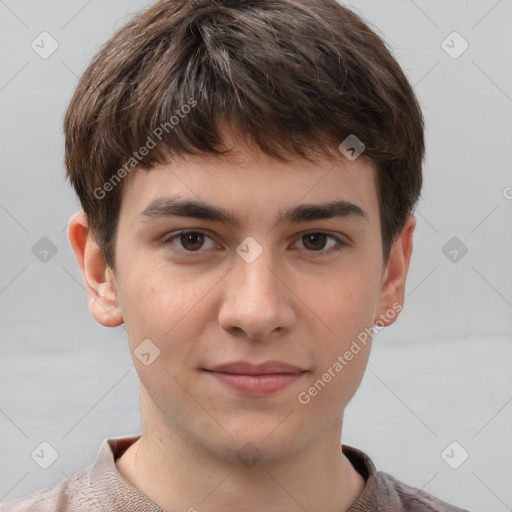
[202,423,303,467]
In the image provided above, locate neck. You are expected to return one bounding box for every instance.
[116,418,366,512]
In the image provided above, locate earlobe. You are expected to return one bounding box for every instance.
[374,215,416,328]
[67,211,124,327]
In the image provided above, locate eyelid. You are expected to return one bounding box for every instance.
[162,229,347,256]
[160,229,220,254]
[295,229,347,243]
[293,230,348,254]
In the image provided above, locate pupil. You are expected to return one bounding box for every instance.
[183,232,203,250]
[179,233,327,251]
[306,233,325,250]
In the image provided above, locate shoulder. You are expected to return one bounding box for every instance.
[375,470,471,512]
[342,444,470,512]
[1,436,141,512]
[0,466,99,512]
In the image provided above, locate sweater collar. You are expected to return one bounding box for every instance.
[90,435,378,511]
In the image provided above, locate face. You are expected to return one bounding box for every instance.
[70,132,415,465]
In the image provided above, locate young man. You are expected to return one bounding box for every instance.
[3,0,469,510]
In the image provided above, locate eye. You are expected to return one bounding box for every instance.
[162,230,218,255]
[294,231,346,255]
[161,229,346,257]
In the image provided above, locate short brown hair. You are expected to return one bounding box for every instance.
[64,0,424,271]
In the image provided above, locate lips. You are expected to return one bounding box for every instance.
[206,360,306,375]
[203,360,307,397]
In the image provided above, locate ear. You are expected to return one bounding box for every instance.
[67,211,124,327]
[374,214,416,327]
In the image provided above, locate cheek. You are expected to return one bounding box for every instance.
[295,267,377,400]
[121,265,215,366]
[298,326,372,416]
[301,264,380,343]
[120,267,211,416]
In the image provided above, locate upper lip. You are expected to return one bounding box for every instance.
[205,360,306,375]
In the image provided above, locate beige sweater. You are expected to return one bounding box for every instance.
[1,435,469,511]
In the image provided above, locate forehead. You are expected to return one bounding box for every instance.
[119,144,380,229]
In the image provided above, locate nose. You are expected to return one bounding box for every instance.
[218,249,297,341]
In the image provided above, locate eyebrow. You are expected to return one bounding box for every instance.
[137,196,369,226]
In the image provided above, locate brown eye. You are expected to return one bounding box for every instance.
[296,231,344,254]
[162,230,217,255]
[179,232,205,251]
[302,232,328,251]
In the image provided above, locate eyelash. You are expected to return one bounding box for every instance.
[160,230,347,258]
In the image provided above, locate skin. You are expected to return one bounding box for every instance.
[68,127,415,512]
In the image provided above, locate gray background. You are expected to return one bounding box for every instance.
[1,0,511,510]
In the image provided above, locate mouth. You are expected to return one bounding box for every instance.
[203,360,307,397]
